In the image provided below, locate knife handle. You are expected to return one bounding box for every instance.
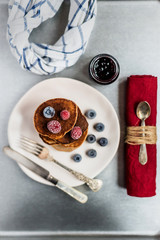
[47,174,88,203]
[56,181,88,204]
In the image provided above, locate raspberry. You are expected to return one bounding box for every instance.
[71,126,82,140]
[47,120,61,134]
[60,110,70,120]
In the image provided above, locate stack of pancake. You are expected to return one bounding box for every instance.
[34,98,88,152]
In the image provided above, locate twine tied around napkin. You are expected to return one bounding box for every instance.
[7,0,97,75]
[125,126,157,145]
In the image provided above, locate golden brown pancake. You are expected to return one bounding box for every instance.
[34,98,78,140]
[51,129,88,152]
[39,107,89,152]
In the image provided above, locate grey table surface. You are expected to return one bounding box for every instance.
[0,0,160,239]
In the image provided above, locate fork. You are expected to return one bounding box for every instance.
[19,136,103,192]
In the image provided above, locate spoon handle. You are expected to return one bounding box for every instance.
[139,119,147,165]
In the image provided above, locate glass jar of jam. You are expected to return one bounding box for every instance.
[89,54,120,85]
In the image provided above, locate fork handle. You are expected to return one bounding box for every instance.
[54,158,91,183]
[48,156,102,192]
[48,156,91,182]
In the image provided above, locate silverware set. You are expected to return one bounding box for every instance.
[3,146,88,204]
[20,136,103,192]
[3,136,103,203]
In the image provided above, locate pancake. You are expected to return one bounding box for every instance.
[34,98,78,140]
[40,107,89,152]
[51,129,88,152]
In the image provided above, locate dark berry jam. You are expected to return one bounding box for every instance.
[89,54,120,85]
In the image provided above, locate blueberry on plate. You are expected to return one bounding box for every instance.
[86,134,96,143]
[94,123,105,132]
[98,137,108,146]
[85,109,96,119]
[72,154,82,162]
[86,149,97,158]
[43,106,55,118]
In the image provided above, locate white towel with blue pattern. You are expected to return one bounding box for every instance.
[7,0,97,75]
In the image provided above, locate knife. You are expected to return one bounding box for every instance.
[3,146,88,204]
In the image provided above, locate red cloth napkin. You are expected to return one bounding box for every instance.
[126,75,157,197]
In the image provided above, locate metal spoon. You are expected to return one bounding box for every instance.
[136,101,151,165]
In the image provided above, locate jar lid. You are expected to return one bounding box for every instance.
[89,54,120,85]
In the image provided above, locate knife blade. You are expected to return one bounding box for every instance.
[3,146,88,204]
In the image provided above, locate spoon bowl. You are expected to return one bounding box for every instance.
[136,101,151,121]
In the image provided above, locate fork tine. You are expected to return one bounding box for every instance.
[20,136,44,149]
[21,144,40,157]
[20,140,43,152]
[19,136,48,159]
[20,141,41,153]
[20,137,43,150]
[20,136,44,155]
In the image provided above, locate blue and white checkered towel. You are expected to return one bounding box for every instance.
[7,0,97,75]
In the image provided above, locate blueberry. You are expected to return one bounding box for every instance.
[43,106,55,118]
[86,134,96,143]
[98,137,108,146]
[86,149,97,158]
[73,154,82,162]
[94,123,105,132]
[85,109,96,119]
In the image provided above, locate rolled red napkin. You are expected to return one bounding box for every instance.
[126,75,157,197]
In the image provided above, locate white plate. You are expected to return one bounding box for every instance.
[8,77,120,187]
